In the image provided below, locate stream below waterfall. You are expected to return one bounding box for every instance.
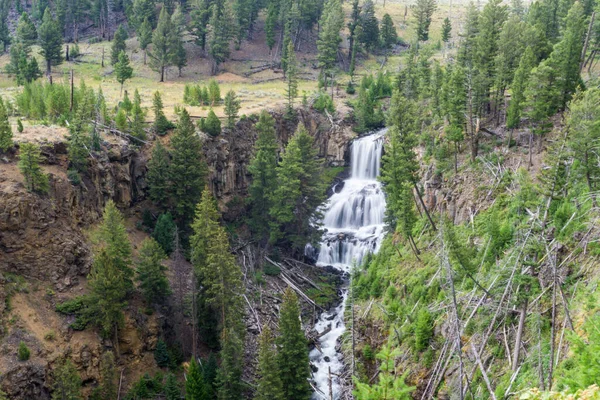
[309,130,387,399]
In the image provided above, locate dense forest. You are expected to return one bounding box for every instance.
[0,0,599,398]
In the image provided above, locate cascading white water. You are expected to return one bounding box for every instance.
[309,130,387,399]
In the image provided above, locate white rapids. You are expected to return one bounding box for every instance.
[309,130,387,399]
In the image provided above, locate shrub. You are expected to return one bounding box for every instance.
[70,43,81,59]
[154,339,170,368]
[44,331,56,341]
[202,110,221,137]
[17,119,23,133]
[67,169,81,185]
[153,213,176,254]
[313,91,335,114]
[17,341,30,361]
[263,262,280,276]
[414,308,434,352]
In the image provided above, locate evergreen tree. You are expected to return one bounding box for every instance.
[208,79,221,105]
[173,39,187,77]
[216,323,244,400]
[115,51,133,95]
[413,0,437,41]
[169,109,207,222]
[203,353,219,398]
[136,238,171,305]
[52,359,82,400]
[248,111,278,242]
[567,87,600,193]
[18,142,49,194]
[164,373,181,400]
[256,326,285,400]
[153,91,174,135]
[269,126,326,252]
[17,13,38,48]
[223,90,240,129]
[154,339,170,368]
[185,357,207,399]
[458,2,479,67]
[441,17,452,43]
[380,14,398,50]
[132,0,156,31]
[153,212,177,254]
[0,99,12,152]
[111,25,128,65]
[354,346,414,399]
[506,46,535,129]
[149,7,177,82]
[285,41,298,118]
[95,200,134,290]
[96,352,117,400]
[348,0,361,60]
[265,2,277,53]
[278,288,311,400]
[130,89,146,140]
[138,17,153,65]
[359,0,380,51]
[202,109,221,137]
[85,249,128,339]
[207,4,233,75]
[494,15,527,103]
[66,111,91,173]
[190,0,211,51]
[38,9,63,76]
[317,0,343,90]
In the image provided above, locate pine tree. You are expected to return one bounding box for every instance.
[111,25,128,65]
[154,339,170,368]
[0,98,13,152]
[567,87,600,193]
[149,8,177,82]
[285,41,298,119]
[85,249,127,339]
[265,2,277,53]
[248,111,278,242]
[207,4,233,75]
[130,89,146,140]
[269,126,326,252]
[96,352,117,399]
[256,326,285,400]
[441,17,452,43]
[185,358,207,399]
[52,359,82,400]
[18,142,49,194]
[413,0,437,41]
[190,0,211,51]
[173,39,187,77]
[458,2,479,67]
[506,46,535,129]
[208,79,221,105]
[38,9,63,76]
[380,14,398,50]
[359,0,379,52]
[153,91,174,135]
[66,111,91,173]
[203,353,219,398]
[115,51,133,96]
[95,200,134,290]
[223,90,240,129]
[153,212,177,254]
[17,12,38,48]
[138,17,153,65]
[136,238,171,305]
[163,373,181,400]
[132,0,156,32]
[169,109,207,222]
[277,288,311,400]
[202,109,221,137]
[354,346,414,399]
[216,323,244,400]
[317,0,343,90]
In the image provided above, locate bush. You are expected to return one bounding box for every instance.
[17,341,30,361]
[263,262,280,276]
[67,169,81,185]
[154,339,170,368]
[44,331,56,341]
[153,213,176,254]
[414,308,434,352]
[70,43,81,59]
[202,110,221,137]
[17,119,23,133]
[313,91,335,114]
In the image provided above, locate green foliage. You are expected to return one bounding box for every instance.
[248,111,278,242]
[147,142,171,209]
[277,288,311,399]
[111,25,128,65]
[17,119,23,133]
[312,92,335,114]
[169,109,207,221]
[256,326,285,400]
[507,47,536,129]
[285,41,298,118]
[380,14,398,50]
[224,90,241,129]
[149,8,178,82]
[359,0,379,51]
[154,340,170,368]
[207,4,233,74]
[91,352,117,400]
[354,345,415,399]
[51,359,82,400]
[201,109,222,137]
[0,98,12,152]
[115,51,133,93]
[413,0,437,41]
[317,0,343,80]
[153,91,175,135]
[441,17,452,43]
[163,373,180,400]
[18,142,49,194]
[185,357,207,399]
[414,309,434,351]
[153,213,176,254]
[208,80,221,105]
[269,125,327,252]
[136,238,171,305]
[38,9,63,75]
[17,341,30,361]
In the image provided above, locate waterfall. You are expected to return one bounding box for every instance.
[309,130,387,399]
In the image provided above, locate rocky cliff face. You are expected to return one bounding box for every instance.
[0,141,146,290]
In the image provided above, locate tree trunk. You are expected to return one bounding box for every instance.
[46,59,52,78]
[413,181,437,231]
[160,66,165,82]
[512,298,527,371]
